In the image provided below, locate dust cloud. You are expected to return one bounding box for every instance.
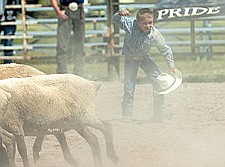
[15,82,225,167]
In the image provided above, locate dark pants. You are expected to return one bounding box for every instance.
[56,7,85,76]
[0,25,16,64]
[122,56,164,118]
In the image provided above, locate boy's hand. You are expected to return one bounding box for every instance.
[118,10,130,16]
[170,67,176,73]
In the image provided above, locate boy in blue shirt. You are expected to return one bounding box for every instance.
[113,8,176,122]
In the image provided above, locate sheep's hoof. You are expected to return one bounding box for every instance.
[65,157,79,167]
[33,152,40,162]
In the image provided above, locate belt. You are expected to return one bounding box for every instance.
[127,55,148,61]
[60,3,84,18]
[60,3,83,9]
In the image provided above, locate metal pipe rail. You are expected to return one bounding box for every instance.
[0,2,110,60]
[1,2,225,60]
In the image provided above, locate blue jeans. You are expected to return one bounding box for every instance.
[122,56,164,118]
[0,25,16,64]
[56,7,85,75]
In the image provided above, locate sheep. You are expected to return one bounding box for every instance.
[0,63,117,167]
[0,74,119,167]
[0,63,76,166]
[0,63,117,166]
[0,63,46,167]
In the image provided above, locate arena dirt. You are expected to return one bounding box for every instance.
[15,82,225,167]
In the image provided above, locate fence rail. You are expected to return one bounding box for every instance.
[1,2,225,60]
[0,2,110,58]
[0,0,225,59]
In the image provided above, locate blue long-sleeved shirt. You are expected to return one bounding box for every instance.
[112,12,175,68]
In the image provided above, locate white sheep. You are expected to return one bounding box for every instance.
[0,63,45,167]
[0,63,117,167]
[0,74,119,167]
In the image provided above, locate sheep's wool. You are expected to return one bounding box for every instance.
[1,74,100,127]
[0,63,45,80]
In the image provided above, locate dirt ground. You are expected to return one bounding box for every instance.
[15,81,225,167]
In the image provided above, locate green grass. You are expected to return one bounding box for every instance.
[14,54,225,83]
[154,56,225,83]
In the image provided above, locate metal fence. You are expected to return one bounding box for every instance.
[0,1,112,60]
[1,1,225,61]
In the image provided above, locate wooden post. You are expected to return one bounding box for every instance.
[113,0,119,53]
[106,0,113,56]
[112,0,120,80]
[190,19,195,56]
[21,0,29,59]
[106,0,116,80]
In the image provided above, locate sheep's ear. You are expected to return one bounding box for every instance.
[90,81,101,94]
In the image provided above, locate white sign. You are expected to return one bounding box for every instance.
[156,6,221,21]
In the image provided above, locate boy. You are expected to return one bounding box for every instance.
[112,8,176,122]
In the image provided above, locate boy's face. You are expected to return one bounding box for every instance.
[137,16,153,33]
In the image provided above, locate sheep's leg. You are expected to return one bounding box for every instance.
[54,133,78,167]
[33,134,44,162]
[2,129,16,167]
[0,135,11,167]
[3,139,16,167]
[76,126,103,167]
[14,134,30,167]
[89,120,119,164]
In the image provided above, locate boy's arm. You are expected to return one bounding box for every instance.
[153,27,176,72]
[112,10,133,32]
